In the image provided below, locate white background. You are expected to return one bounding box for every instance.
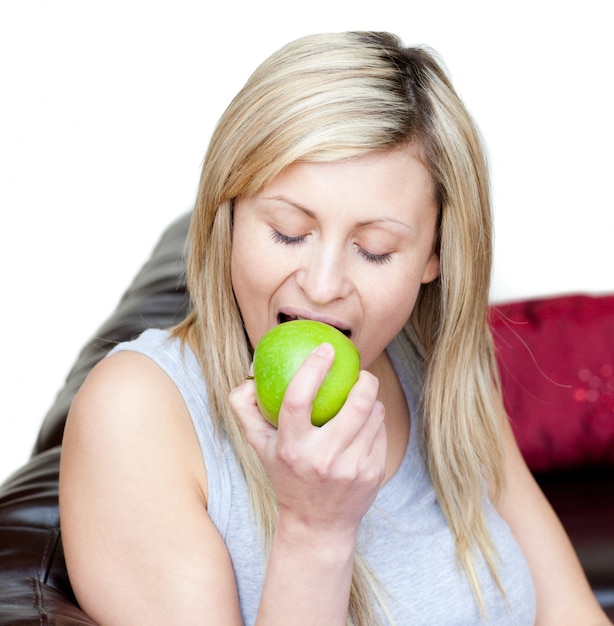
[1,0,612,483]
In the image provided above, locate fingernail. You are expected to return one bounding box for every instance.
[313,342,334,357]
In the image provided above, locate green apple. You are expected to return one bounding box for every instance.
[253,320,361,427]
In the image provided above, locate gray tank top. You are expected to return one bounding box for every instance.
[110,329,536,625]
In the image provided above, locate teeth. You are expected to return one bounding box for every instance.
[279,313,351,338]
[280,314,311,323]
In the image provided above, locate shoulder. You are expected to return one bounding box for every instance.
[59,343,243,623]
[106,329,209,410]
[73,336,186,421]
[67,334,203,456]
[108,328,192,374]
[62,336,211,512]
[63,339,208,503]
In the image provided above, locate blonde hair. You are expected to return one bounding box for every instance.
[174,31,505,623]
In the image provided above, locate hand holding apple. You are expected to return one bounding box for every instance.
[252,320,361,427]
[231,320,386,541]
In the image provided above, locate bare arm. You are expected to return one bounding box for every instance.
[495,415,612,626]
[60,352,243,625]
[230,343,387,625]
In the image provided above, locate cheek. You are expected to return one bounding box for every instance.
[231,236,282,299]
[381,280,421,330]
[231,230,285,347]
[359,274,423,366]
[230,225,249,295]
[231,215,267,298]
[231,233,261,342]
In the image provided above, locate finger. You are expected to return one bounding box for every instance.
[360,399,388,479]
[357,398,387,449]
[229,378,277,456]
[335,400,387,493]
[322,370,380,447]
[276,342,335,440]
[229,375,257,414]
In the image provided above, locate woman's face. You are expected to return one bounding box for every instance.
[231,147,440,370]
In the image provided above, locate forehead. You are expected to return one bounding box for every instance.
[256,147,436,213]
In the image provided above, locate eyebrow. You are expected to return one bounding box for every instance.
[260,195,416,234]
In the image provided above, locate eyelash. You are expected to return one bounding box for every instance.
[270,230,305,246]
[270,230,392,265]
[356,247,392,265]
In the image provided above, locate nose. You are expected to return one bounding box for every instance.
[296,245,352,304]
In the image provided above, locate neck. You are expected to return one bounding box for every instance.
[369,350,410,483]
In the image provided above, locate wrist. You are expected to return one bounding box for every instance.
[258,509,357,626]
[274,505,359,566]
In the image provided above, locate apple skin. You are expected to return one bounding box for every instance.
[253,320,361,427]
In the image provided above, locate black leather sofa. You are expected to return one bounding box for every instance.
[0,211,612,623]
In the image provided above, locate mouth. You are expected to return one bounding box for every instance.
[278,312,352,338]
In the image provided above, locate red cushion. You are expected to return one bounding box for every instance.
[490,294,614,472]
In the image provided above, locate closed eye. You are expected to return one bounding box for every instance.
[271,230,392,264]
[355,245,392,265]
[270,230,307,245]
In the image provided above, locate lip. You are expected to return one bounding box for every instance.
[277,308,352,338]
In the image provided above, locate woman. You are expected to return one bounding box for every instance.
[59,31,610,625]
